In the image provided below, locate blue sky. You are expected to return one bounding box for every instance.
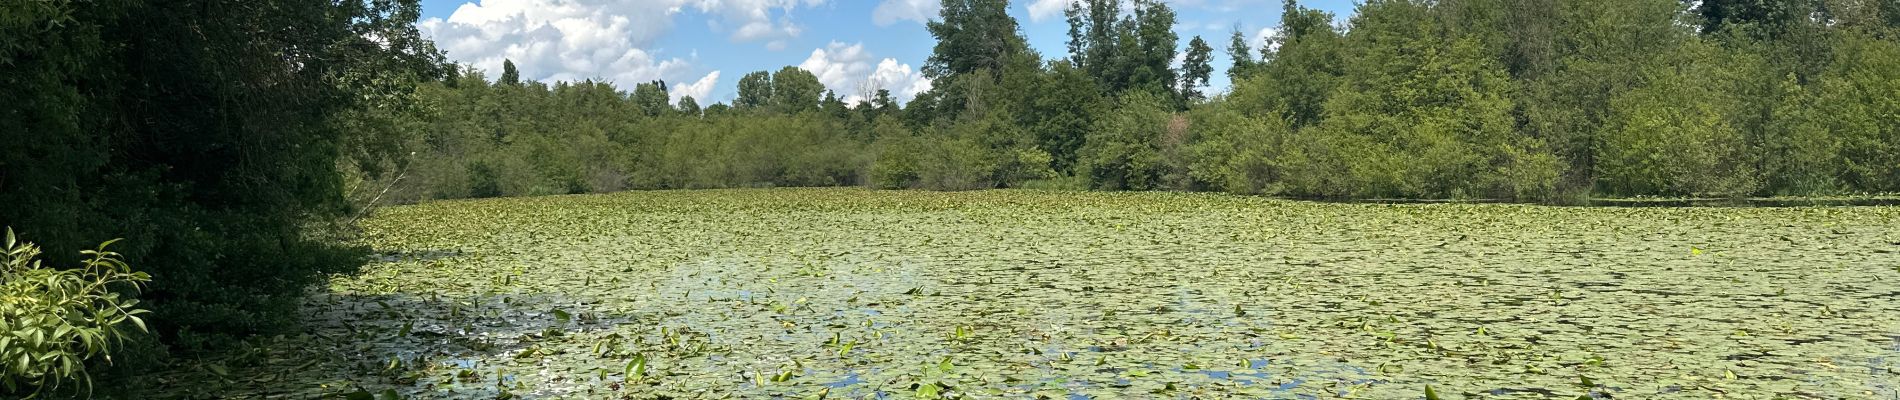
[416,0,1359,105]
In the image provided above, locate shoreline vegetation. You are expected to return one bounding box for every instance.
[355,0,1900,207]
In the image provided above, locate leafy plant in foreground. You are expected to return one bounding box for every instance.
[0,229,151,395]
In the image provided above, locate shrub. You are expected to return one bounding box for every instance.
[868,134,927,189]
[0,229,151,395]
[1596,41,1761,197]
[1079,92,1175,191]
[1183,103,1292,195]
[916,136,1000,191]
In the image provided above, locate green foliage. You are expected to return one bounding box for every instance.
[376,0,1900,203]
[1233,1,1344,128]
[1760,75,1845,195]
[1079,92,1183,190]
[357,0,1900,214]
[1025,61,1104,174]
[1596,41,1762,197]
[0,229,151,395]
[0,0,439,344]
[1693,0,1823,38]
[770,67,825,113]
[633,80,672,117]
[1062,0,1182,100]
[1819,31,1900,192]
[926,0,1031,80]
[1124,0,1181,99]
[1298,0,1555,200]
[870,133,995,191]
[1225,29,1260,81]
[1183,103,1294,195]
[1179,36,1215,105]
[499,59,521,86]
[677,96,702,116]
[736,71,773,109]
[1514,0,1687,192]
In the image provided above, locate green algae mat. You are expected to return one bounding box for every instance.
[152,189,1900,399]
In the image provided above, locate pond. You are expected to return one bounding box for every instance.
[151,188,1900,399]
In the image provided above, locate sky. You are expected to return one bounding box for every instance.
[415,0,1360,105]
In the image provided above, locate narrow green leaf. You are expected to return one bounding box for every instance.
[625,353,647,381]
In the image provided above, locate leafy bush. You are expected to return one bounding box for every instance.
[868,134,927,189]
[0,229,151,395]
[1183,103,1292,195]
[1079,92,1177,191]
[915,135,1001,191]
[1824,32,1900,193]
[1596,41,1761,197]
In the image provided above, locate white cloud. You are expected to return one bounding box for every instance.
[872,0,939,26]
[799,42,873,91]
[669,71,721,102]
[1252,27,1278,52]
[1025,0,1069,23]
[796,41,931,104]
[869,59,933,103]
[420,0,826,90]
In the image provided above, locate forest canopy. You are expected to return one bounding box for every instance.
[379,0,1900,205]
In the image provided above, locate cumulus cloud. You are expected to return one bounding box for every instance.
[872,0,939,26]
[1025,0,1069,23]
[796,41,931,104]
[868,59,933,103]
[669,71,721,102]
[1253,27,1278,52]
[420,0,825,90]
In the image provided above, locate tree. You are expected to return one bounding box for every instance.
[1124,0,1180,97]
[1231,0,1344,128]
[1059,0,1181,97]
[1027,60,1104,173]
[1300,0,1558,199]
[920,0,1037,121]
[1761,75,1843,194]
[1227,29,1259,80]
[1692,0,1820,36]
[871,89,899,116]
[1518,0,1690,191]
[0,0,445,344]
[1179,36,1215,105]
[1184,102,1294,194]
[1887,0,1900,30]
[677,96,702,116]
[924,0,1030,80]
[822,90,851,120]
[500,59,521,86]
[1079,92,1177,190]
[1822,31,1900,192]
[770,67,824,113]
[1596,40,1762,197]
[1065,0,1090,66]
[736,71,773,109]
[633,80,671,116]
[1065,0,1124,85]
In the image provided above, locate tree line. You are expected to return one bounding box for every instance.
[382,0,1900,205]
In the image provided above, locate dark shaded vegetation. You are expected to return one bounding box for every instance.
[1,0,441,395]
